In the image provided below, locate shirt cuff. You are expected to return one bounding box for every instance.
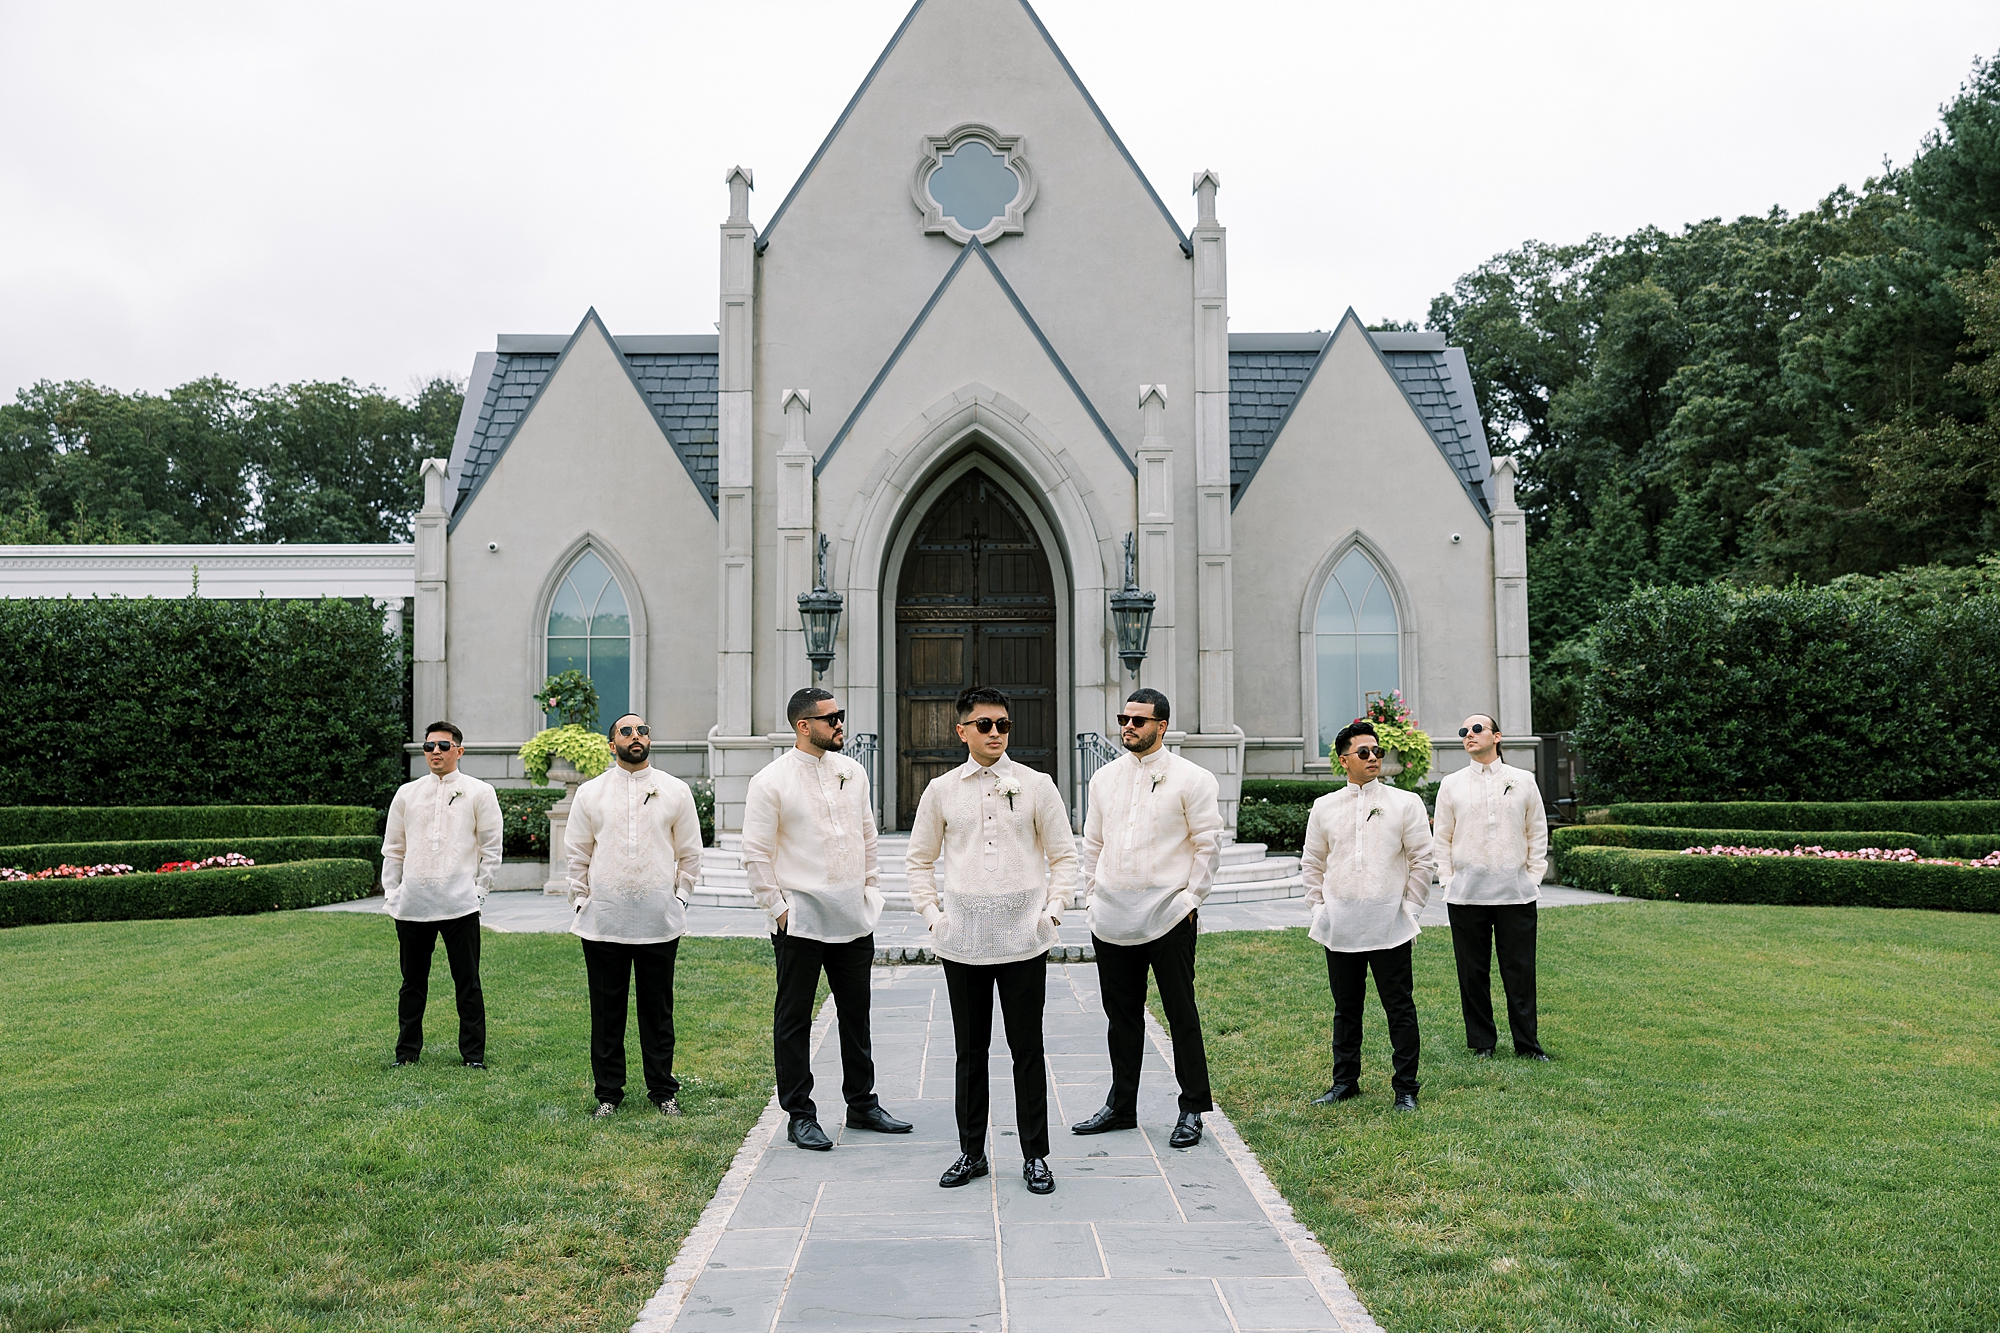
[921,904,944,930]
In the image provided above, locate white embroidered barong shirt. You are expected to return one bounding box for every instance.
[740,747,884,942]
[1434,759,1548,905]
[905,755,1077,966]
[564,764,704,945]
[380,770,502,922]
[1301,780,1434,952]
[1080,747,1223,945]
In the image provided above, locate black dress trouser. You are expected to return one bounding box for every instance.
[772,929,879,1122]
[1324,941,1421,1096]
[1448,902,1543,1055]
[580,936,681,1107]
[942,955,1050,1160]
[1091,912,1212,1116]
[395,911,485,1063]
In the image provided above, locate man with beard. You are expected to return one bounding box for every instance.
[1073,688,1221,1148]
[1434,713,1550,1061]
[565,712,705,1118]
[381,721,503,1067]
[741,687,911,1151]
[906,686,1076,1196]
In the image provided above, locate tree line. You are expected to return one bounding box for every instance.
[1426,53,2000,729]
[0,376,463,545]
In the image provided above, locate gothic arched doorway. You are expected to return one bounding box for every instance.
[894,467,1058,826]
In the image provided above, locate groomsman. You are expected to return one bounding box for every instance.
[907,686,1077,1196]
[1434,714,1550,1060]
[566,712,705,1118]
[382,721,503,1067]
[1075,688,1221,1148]
[1301,720,1434,1112]
[742,687,912,1151]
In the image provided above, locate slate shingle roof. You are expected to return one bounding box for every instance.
[1228,329,1494,519]
[450,334,720,520]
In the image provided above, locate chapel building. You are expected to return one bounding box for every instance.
[418,0,1532,839]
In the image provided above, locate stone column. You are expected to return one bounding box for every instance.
[775,389,814,719]
[1491,454,1533,740]
[1184,171,1246,832]
[412,458,449,746]
[1135,385,1176,705]
[711,166,763,834]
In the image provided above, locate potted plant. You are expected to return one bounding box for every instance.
[1330,690,1433,793]
[519,671,614,893]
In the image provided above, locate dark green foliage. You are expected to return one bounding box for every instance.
[0,804,378,844]
[1551,825,1936,881]
[1240,779,1345,805]
[0,858,375,928]
[0,836,383,876]
[1236,800,1311,855]
[1572,584,2000,801]
[0,596,404,808]
[1597,800,2000,834]
[496,788,560,858]
[1565,846,2000,912]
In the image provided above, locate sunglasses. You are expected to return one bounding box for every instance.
[1344,746,1387,761]
[961,716,1013,735]
[616,724,651,738]
[806,711,845,728]
[1115,714,1160,728]
[421,740,458,752]
[1458,724,1493,738]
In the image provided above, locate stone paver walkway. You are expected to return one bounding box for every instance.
[632,963,1382,1333]
[314,884,1628,942]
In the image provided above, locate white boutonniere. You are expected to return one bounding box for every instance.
[1150,770,1167,791]
[643,786,660,805]
[1367,806,1383,821]
[1503,783,1515,796]
[838,771,850,790]
[995,774,1023,810]
[448,790,462,806]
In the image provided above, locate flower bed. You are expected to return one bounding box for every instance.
[0,862,135,882]
[1564,845,2000,913]
[1681,844,2000,867]
[0,858,374,928]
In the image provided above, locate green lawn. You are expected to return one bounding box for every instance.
[1185,904,2000,1333]
[0,913,776,1332]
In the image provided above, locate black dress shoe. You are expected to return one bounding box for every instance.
[592,1101,618,1119]
[393,1058,417,1067]
[1022,1158,1055,1194]
[463,1060,486,1069]
[846,1105,913,1133]
[1071,1105,1138,1134]
[787,1117,833,1151]
[1471,1047,1495,1059]
[1310,1083,1361,1105]
[1519,1050,1552,1062]
[1392,1092,1419,1113]
[1168,1112,1203,1148]
[939,1154,989,1188]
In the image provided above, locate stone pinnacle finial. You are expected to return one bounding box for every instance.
[725,166,754,225]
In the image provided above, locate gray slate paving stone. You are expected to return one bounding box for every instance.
[1001,1278,1235,1333]
[1000,1223,1106,1278]
[1218,1277,1346,1332]
[780,1237,1000,1332]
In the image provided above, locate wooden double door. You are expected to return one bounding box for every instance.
[895,469,1058,827]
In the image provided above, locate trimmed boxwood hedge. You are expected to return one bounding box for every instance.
[1599,802,2000,835]
[1237,800,1311,855]
[1241,780,1345,806]
[0,858,376,928]
[0,805,379,846]
[0,836,384,877]
[1551,825,2000,876]
[1564,846,2000,913]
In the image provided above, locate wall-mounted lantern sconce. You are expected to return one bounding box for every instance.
[798,533,843,680]
[1108,531,1156,677]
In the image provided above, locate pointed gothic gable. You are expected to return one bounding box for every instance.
[811,239,1133,489]
[1231,312,1495,522]
[449,313,720,531]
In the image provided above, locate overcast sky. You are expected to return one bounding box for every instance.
[2,1,1995,402]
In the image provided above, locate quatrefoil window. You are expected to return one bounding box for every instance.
[911,124,1036,245]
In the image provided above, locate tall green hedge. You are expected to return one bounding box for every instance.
[1598,802,2000,835]
[0,836,383,876]
[1574,585,2000,801]
[0,596,405,807]
[0,858,376,928]
[1564,846,2000,913]
[1241,780,1345,806]
[0,805,379,846]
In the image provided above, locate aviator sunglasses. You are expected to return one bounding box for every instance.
[962,716,1013,734]
[421,740,458,752]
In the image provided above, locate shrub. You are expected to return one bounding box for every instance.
[1237,799,1311,855]
[518,725,612,787]
[0,596,405,807]
[1549,825,1935,881]
[1599,802,2000,835]
[496,789,560,857]
[1573,584,2000,801]
[0,836,383,876]
[0,858,376,928]
[1241,780,1344,806]
[1563,846,2000,912]
[0,806,379,846]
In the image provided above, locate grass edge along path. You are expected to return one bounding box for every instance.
[1177,905,2000,1333]
[0,913,779,1333]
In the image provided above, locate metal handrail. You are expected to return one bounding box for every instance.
[1074,732,1121,829]
[848,733,879,811]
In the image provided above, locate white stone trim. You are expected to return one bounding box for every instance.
[909,123,1037,246]
[0,544,414,601]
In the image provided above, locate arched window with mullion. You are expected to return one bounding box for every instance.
[546,549,630,733]
[1314,547,1400,761]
